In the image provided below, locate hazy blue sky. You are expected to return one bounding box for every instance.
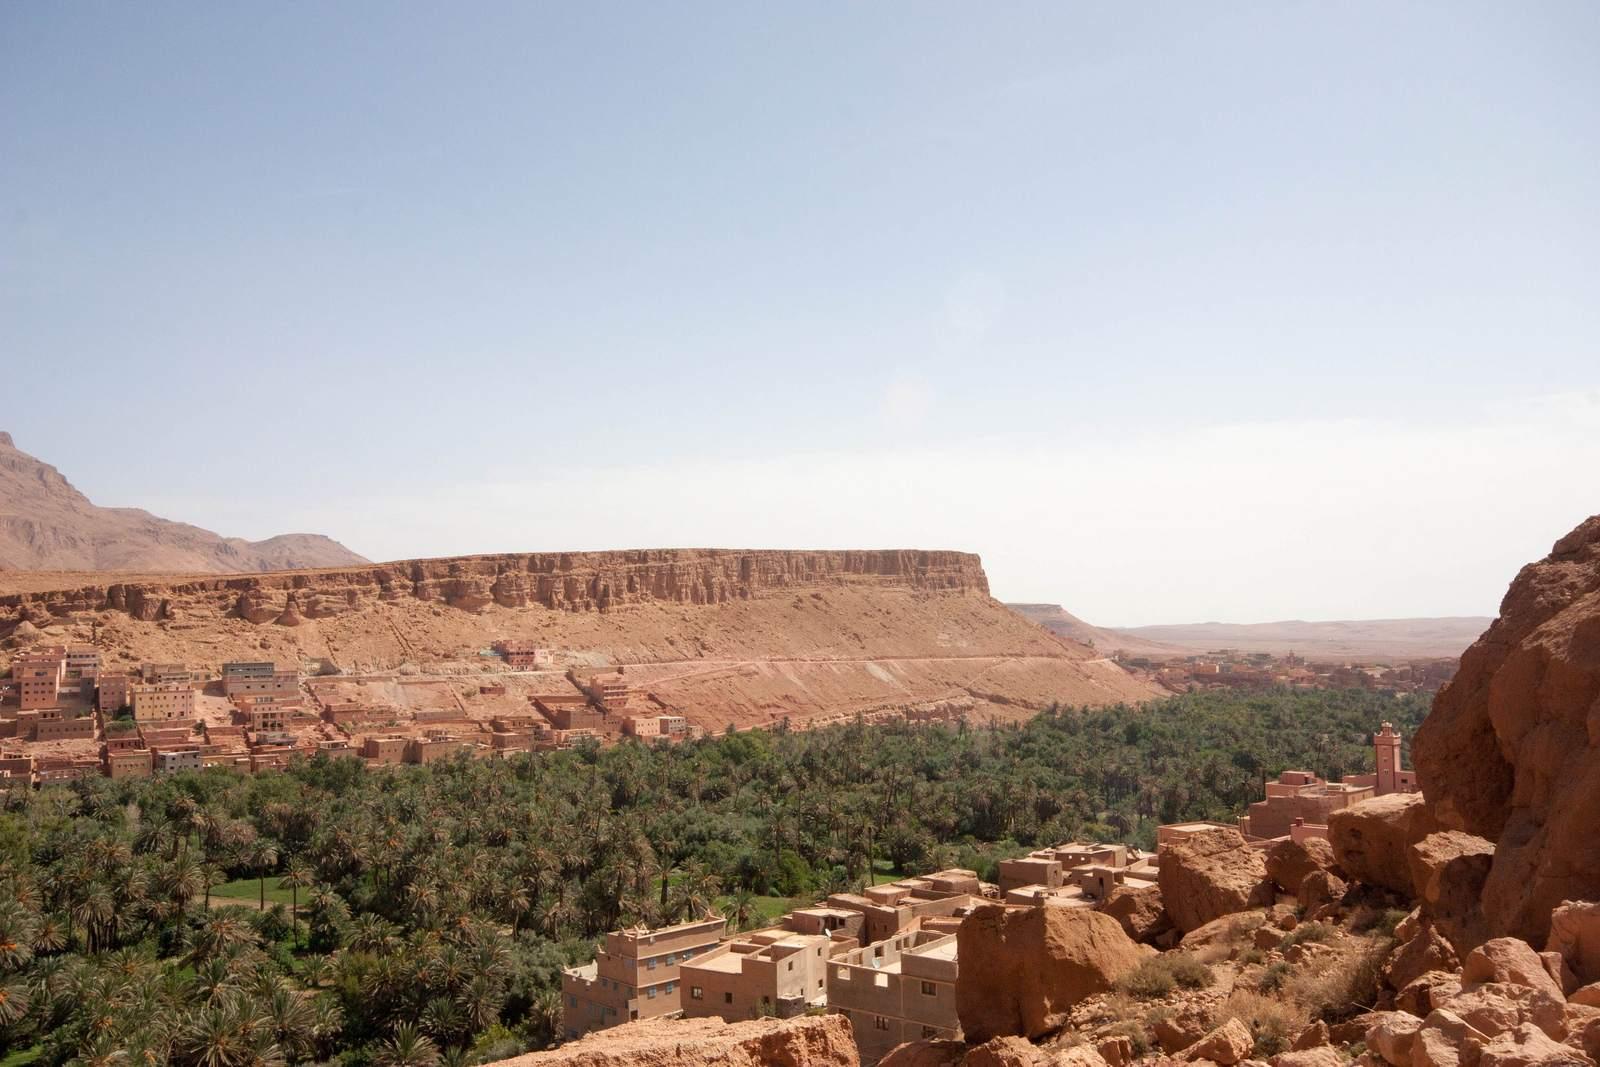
[3,3,1597,624]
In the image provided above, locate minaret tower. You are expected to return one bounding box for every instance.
[1375,721,1401,795]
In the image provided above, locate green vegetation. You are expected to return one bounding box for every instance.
[1117,951,1215,998]
[0,687,1423,1064]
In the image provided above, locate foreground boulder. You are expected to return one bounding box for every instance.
[1097,882,1171,944]
[489,1015,859,1067]
[1549,901,1600,987]
[1266,836,1340,894]
[956,902,1147,1042]
[1408,831,1496,954]
[880,1038,1109,1067]
[1180,1017,1253,1064]
[1327,793,1439,896]
[1413,515,1600,947]
[1157,827,1273,933]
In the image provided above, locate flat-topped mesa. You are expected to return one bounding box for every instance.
[0,548,989,624]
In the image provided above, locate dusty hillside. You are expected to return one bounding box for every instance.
[1110,616,1490,660]
[1006,603,1185,657]
[0,549,1162,730]
[0,431,367,572]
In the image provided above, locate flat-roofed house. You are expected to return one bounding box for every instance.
[828,929,960,1065]
[131,683,195,722]
[560,916,725,1041]
[679,929,834,1023]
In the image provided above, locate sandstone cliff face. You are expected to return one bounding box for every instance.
[484,1015,858,1067]
[1413,514,1600,946]
[0,548,988,624]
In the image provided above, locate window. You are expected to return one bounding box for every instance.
[690,986,704,1000]
[665,981,675,993]
[647,958,657,970]
[724,992,734,1004]
[874,1016,889,1031]
[647,987,657,999]
[921,981,937,996]
[786,961,793,971]
[665,953,675,965]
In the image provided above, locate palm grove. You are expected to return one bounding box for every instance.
[0,688,1426,1066]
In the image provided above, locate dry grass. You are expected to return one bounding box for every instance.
[1286,939,1388,1024]
[1117,952,1216,998]
[1222,990,1306,1057]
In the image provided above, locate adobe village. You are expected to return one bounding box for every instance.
[493,515,1600,1065]
[3,507,1600,1066]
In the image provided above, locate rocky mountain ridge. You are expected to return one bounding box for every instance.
[0,548,989,623]
[0,430,368,573]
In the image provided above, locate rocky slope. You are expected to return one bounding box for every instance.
[0,549,1163,730]
[0,431,367,573]
[1005,604,1183,658]
[490,1015,858,1066]
[1414,513,1600,946]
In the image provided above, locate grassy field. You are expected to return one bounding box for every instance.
[209,877,298,908]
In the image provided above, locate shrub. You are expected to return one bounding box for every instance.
[1223,991,1303,1057]
[1349,907,1408,938]
[1279,921,1335,950]
[1259,961,1291,993]
[1289,941,1387,1023]
[1117,952,1214,999]
[1118,957,1174,998]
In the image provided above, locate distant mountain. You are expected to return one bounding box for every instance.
[0,431,369,574]
[1113,617,1492,661]
[1005,603,1185,657]
[1007,603,1488,661]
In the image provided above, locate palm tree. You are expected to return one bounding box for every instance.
[727,889,756,932]
[373,1023,440,1067]
[249,839,280,910]
[262,982,317,1061]
[278,861,314,949]
[0,979,30,1027]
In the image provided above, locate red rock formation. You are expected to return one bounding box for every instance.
[483,1014,858,1067]
[955,903,1146,1042]
[1155,826,1273,933]
[1413,515,1600,946]
[0,548,990,622]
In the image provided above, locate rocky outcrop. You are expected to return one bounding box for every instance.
[1547,901,1600,987]
[1180,1017,1253,1064]
[1413,515,1600,947]
[1097,882,1171,944]
[1328,793,1439,896]
[1408,831,1496,954]
[1156,827,1273,933]
[956,903,1147,1042]
[0,548,991,624]
[484,1015,858,1067]
[1266,836,1340,895]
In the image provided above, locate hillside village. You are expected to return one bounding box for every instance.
[0,640,713,788]
[489,513,1600,1067]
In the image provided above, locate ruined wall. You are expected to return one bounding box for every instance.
[0,548,989,627]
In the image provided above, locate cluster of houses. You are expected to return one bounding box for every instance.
[1114,649,1458,695]
[559,722,1422,1065]
[0,641,712,788]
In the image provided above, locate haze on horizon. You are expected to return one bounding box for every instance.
[3,4,1597,628]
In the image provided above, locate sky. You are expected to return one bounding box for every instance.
[2,3,1598,626]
